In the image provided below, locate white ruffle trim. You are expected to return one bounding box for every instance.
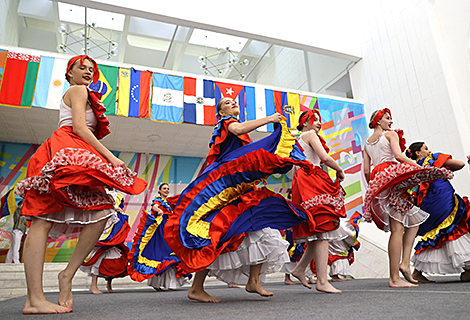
[147,265,191,290]
[79,246,122,277]
[329,259,351,277]
[207,228,290,285]
[294,225,349,243]
[34,207,117,239]
[412,232,470,274]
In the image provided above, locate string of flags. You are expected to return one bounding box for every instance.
[0,49,318,131]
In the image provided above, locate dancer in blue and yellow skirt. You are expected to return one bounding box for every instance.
[165,97,312,302]
[127,183,191,290]
[405,142,470,282]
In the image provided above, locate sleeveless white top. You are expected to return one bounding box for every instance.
[365,134,397,166]
[298,133,321,166]
[58,95,97,132]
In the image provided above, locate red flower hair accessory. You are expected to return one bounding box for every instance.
[371,108,391,128]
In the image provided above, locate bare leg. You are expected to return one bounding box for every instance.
[312,240,341,293]
[227,283,245,288]
[399,226,418,283]
[412,269,435,283]
[22,218,72,314]
[284,274,298,285]
[106,278,114,293]
[245,264,273,296]
[187,269,220,302]
[58,218,108,308]
[291,242,315,289]
[89,275,103,294]
[388,219,418,287]
[307,276,316,284]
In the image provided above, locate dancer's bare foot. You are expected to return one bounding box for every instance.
[284,278,298,285]
[106,279,114,293]
[460,270,470,282]
[290,269,312,289]
[307,277,316,284]
[188,288,221,303]
[316,281,341,293]
[245,282,273,297]
[412,270,435,283]
[23,299,73,314]
[228,283,245,289]
[389,277,419,287]
[399,265,418,283]
[331,275,346,282]
[58,270,73,308]
[89,286,103,294]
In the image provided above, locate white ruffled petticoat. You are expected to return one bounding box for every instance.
[36,207,117,239]
[412,232,470,274]
[294,225,349,243]
[79,246,122,277]
[329,259,351,277]
[147,265,191,290]
[207,228,289,285]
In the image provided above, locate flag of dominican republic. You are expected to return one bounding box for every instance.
[116,68,151,118]
[151,73,184,124]
[0,52,40,108]
[32,56,69,110]
[183,77,216,125]
[89,64,119,115]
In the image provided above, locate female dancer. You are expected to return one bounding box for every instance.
[186,98,289,302]
[363,108,451,287]
[289,109,347,294]
[405,142,470,282]
[15,55,147,314]
[127,183,192,290]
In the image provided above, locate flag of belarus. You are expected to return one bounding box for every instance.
[0,52,40,108]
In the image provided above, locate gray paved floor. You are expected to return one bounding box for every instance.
[1,276,469,320]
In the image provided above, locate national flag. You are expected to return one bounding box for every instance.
[32,56,69,110]
[0,187,17,218]
[214,81,245,111]
[286,92,301,130]
[89,64,119,115]
[254,86,269,132]
[0,49,8,83]
[151,73,184,124]
[183,77,216,125]
[116,68,151,118]
[264,89,277,132]
[0,52,40,108]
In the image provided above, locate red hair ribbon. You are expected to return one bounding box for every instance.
[370,108,391,128]
[66,55,100,83]
[299,109,329,153]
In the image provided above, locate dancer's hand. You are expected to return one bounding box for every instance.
[336,169,345,182]
[109,155,126,169]
[269,113,282,123]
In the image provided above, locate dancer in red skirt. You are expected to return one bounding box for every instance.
[363,108,452,287]
[15,55,147,314]
[289,109,347,294]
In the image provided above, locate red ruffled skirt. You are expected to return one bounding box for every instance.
[15,126,147,237]
[364,161,453,231]
[292,166,346,242]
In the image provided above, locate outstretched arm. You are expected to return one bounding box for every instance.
[227,113,282,135]
[68,86,125,168]
[443,158,465,171]
[363,149,371,183]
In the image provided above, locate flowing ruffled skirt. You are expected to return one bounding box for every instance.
[164,120,312,274]
[412,181,470,274]
[15,126,147,238]
[127,210,191,282]
[364,162,453,232]
[292,166,347,242]
[147,266,191,290]
[207,228,289,285]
